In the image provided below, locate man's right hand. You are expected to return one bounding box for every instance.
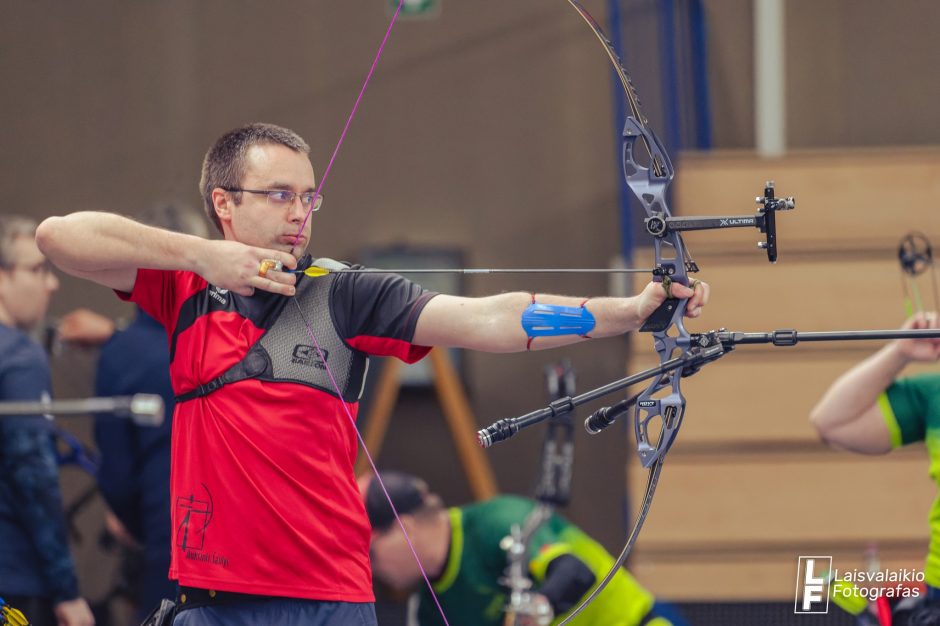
[53,598,94,626]
[196,240,298,297]
[893,311,940,363]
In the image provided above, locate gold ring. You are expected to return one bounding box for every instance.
[689,279,701,290]
[258,259,282,278]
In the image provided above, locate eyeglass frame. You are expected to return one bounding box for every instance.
[222,187,323,211]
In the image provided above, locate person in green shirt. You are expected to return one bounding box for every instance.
[811,311,940,621]
[362,471,688,626]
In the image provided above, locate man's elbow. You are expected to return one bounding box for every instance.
[808,406,830,441]
[813,426,841,451]
[808,409,849,451]
[35,216,68,260]
[809,411,892,455]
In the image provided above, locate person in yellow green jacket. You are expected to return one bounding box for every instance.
[812,311,940,624]
[362,471,689,626]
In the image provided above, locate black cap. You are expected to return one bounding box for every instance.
[365,471,429,531]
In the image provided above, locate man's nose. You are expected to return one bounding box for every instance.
[288,195,307,222]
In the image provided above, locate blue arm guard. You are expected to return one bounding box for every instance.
[522,302,596,340]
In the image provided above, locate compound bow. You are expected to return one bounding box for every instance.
[478,3,795,620]
[476,5,940,622]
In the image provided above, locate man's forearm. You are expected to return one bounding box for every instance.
[414,292,644,353]
[37,212,208,282]
[810,342,910,432]
[519,293,646,346]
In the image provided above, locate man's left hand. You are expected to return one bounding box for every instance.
[635,278,710,323]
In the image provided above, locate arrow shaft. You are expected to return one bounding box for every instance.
[296,267,654,275]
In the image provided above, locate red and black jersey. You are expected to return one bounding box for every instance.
[118,258,436,601]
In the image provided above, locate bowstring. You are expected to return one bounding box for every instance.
[293,301,451,625]
[285,2,452,624]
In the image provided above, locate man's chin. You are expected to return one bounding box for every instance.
[278,237,308,256]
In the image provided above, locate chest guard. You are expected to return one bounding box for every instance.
[175,257,368,403]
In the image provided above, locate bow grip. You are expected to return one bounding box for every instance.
[640,297,682,332]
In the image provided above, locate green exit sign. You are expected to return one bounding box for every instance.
[388,0,441,19]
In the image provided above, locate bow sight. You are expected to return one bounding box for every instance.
[643,181,795,265]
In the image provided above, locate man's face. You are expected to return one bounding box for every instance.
[218,143,317,257]
[0,235,59,329]
[370,518,424,592]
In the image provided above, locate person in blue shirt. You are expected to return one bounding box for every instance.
[0,215,95,626]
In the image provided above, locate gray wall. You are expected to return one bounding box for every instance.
[1,0,938,601]
[704,0,940,148]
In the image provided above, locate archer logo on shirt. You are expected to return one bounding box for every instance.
[292,344,329,369]
[176,484,231,569]
[177,484,213,553]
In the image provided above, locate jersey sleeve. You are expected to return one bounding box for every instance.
[879,372,940,447]
[330,268,438,363]
[115,268,203,333]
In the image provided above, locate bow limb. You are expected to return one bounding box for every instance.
[555,3,690,624]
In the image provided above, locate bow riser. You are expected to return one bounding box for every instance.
[635,374,687,468]
[622,112,694,468]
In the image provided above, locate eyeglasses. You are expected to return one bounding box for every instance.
[223,188,323,212]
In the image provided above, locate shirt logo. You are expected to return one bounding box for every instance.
[292,345,329,369]
[208,285,228,306]
[177,484,213,552]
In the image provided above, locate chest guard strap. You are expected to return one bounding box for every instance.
[175,257,369,403]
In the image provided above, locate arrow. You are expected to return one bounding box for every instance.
[289,266,654,277]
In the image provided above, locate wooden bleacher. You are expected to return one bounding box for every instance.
[625,147,940,601]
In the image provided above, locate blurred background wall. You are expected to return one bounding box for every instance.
[1,0,938,618]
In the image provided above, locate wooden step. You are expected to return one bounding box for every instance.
[626,451,933,548]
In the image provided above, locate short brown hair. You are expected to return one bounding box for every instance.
[0,215,38,268]
[199,123,310,233]
[364,471,444,532]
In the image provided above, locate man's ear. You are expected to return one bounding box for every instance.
[211,188,232,224]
